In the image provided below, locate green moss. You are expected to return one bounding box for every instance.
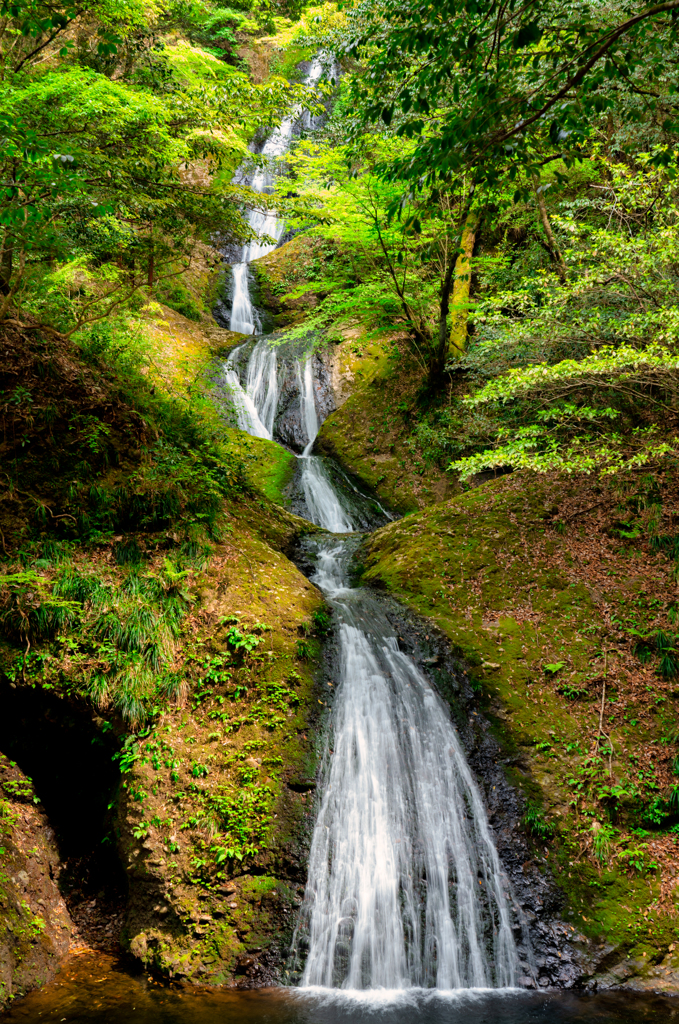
[230,433,296,507]
[363,472,679,951]
[267,44,316,81]
[316,346,457,514]
[240,875,280,899]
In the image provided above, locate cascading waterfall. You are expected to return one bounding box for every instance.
[223,342,272,439]
[297,353,319,454]
[287,355,520,989]
[218,64,525,995]
[246,339,279,437]
[222,334,522,991]
[229,58,325,336]
[295,543,518,991]
[296,352,355,533]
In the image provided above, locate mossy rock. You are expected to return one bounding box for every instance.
[362,470,679,974]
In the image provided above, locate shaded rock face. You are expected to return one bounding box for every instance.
[274,352,336,452]
[0,681,128,1008]
[0,755,73,1008]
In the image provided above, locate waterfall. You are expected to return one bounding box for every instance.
[223,343,273,439]
[297,353,319,455]
[229,58,325,335]
[293,541,519,991]
[301,459,356,533]
[294,351,357,530]
[217,64,525,994]
[221,341,523,993]
[229,263,258,336]
[228,129,291,335]
[246,339,279,437]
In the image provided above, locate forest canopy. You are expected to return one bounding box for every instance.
[0,0,315,330]
[3,0,679,479]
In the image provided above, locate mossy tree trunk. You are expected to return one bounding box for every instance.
[429,197,479,383]
[447,210,479,360]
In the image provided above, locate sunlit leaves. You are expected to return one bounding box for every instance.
[345,0,679,187]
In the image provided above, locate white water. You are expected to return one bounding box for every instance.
[298,354,319,455]
[219,63,524,994]
[247,339,279,437]
[294,542,519,991]
[229,59,325,335]
[223,345,270,438]
[294,352,356,531]
[222,338,279,439]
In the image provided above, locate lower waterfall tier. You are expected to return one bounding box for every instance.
[292,539,521,990]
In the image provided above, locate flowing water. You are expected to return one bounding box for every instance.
[295,539,518,991]
[5,951,677,1024]
[222,330,522,991]
[229,59,324,336]
[10,61,675,1024]
[223,339,279,438]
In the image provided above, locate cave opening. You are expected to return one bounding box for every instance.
[0,679,127,947]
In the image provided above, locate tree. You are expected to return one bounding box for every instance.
[276,136,483,381]
[330,0,679,380]
[348,0,679,186]
[0,0,316,330]
[447,159,679,481]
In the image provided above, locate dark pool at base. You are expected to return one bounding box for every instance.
[4,954,678,1024]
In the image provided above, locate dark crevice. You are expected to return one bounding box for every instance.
[0,679,127,951]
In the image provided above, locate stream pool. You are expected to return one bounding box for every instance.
[3,954,678,1024]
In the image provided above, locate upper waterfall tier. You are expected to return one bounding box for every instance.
[229,58,324,336]
[222,340,390,532]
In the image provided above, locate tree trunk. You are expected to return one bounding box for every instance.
[532,174,567,284]
[147,221,154,291]
[0,235,13,296]
[448,211,479,359]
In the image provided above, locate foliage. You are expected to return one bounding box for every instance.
[0,561,195,726]
[347,0,679,188]
[591,821,617,864]
[0,0,319,329]
[446,161,679,481]
[276,134,481,379]
[522,798,554,841]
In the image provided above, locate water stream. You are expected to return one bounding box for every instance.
[229,59,324,336]
[218,67,527,989]
[296,539,518,991]
[224,329,521,991]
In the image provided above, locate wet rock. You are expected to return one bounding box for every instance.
[0,755,73,1009]
[236,955,257,973]
[275,352,336,452]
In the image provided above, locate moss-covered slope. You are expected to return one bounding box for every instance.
[316,340,458,514]
[0,298,325,998]
[362,470,679,989]
[117,502,327,985]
